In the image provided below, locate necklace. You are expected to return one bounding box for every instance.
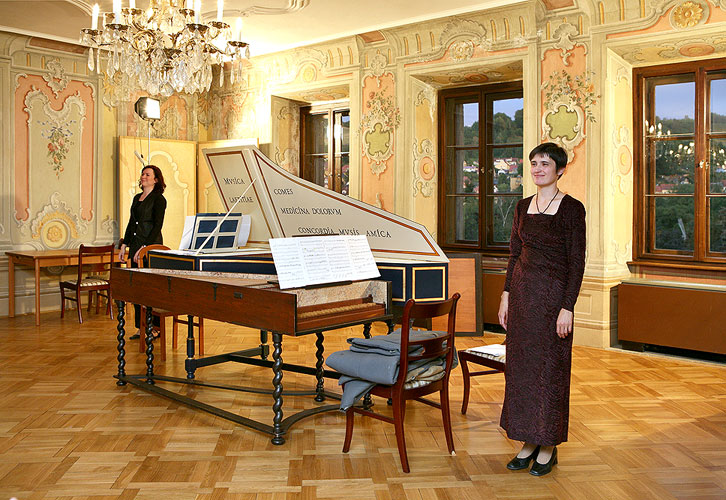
[535,188,559,214]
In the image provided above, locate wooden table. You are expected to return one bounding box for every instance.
[7,249,121,326]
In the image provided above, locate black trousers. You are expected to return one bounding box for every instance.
[130,253,160,330]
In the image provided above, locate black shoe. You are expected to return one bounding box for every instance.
[129,333,140,340]
[530,447,557,476]
[506,445,540,470]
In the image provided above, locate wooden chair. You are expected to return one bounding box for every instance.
[60,244,115,324]
[136,245,205,361]
[342,293,460,473]
[458,341,505,415]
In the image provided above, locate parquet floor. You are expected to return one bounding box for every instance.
[1,311,725,500]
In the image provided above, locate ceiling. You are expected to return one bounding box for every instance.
[0,0,523,56]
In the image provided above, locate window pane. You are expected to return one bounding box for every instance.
[710,77,726,133]
[651,196,694,251]
[649,139,695,194]
[709,197,726,253]
[491,196,520,243]
[337,154,349,195]
[307,114,328,153]
[449,196,479,243]
[492,146,523,194]
[492,98,523,143]
[446,149,479,194]
[650,80,695,135]
[305,156,328,189]
[335,111,350,153]
[710,138,726,194]
[447,99,478,146]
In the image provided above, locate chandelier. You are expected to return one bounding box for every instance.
[80,0,249,96]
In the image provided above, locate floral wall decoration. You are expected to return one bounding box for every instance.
[40,119,75,177]
[360,86,401,176]
[541,69,598,158]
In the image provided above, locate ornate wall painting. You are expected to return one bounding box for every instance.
[360,66,400,177]
[13,68,95,248]
[669,0,709,29]
[118,137,196,251]
[272,98,301,176]
[412,85,437,199]
[541,68,598,160]
[551,22,587,66]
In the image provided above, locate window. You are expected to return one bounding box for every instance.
[634,59,726,265]
[438,82,524,253]
[300,103,350,195]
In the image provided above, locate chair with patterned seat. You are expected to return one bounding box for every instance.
[458,341,506,415]
[60,244,115,324]
[340,293,460,473]
[136,245,205,361]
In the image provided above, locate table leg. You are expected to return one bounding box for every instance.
[314,331,325,402]
[145,306,155,384]
[186,314,196,380]
[271,332,285,445]
[34,259,41,326]
[8,257,15,318]
[116,301,127,386]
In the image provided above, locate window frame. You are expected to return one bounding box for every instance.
[633,58,726,268]
[437,81,524,255]
[300,102,350,194]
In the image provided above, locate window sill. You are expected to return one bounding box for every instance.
[628,259,726,273]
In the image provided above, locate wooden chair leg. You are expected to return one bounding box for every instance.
[60,286,65,318]
[460,356,471,415]
[172,316,179,349]
[76,288,83,324]
[342,408,355,452]
[392,398,409,473]
[440,386,455,454]
[198,318,205,356]
[158,315,166,361]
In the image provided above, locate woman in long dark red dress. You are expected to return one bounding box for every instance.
[498,142,586,476]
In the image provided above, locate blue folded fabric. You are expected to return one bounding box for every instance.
[326,329,458,410]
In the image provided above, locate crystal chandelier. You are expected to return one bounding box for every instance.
[80,0,249,96]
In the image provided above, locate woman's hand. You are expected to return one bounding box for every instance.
[132,246,144,264]
[118,244,127,262]
[556,308,573,338]
[498,291,509,330]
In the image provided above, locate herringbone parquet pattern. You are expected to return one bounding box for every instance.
[1,310,725,499]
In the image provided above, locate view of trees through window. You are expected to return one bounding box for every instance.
[637,64,726,262]
[439,83,523,253]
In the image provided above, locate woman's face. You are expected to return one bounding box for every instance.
[140,167,157,190]
[530,153,564,188]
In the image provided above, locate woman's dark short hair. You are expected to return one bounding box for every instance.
[529,142,568,170]
[139,164,166,194]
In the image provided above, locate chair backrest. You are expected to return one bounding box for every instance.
[136,244,171,269]
[77,244,115,281]
[396,292,461,387]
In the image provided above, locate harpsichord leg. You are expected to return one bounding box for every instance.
[271,332,285,445]
[116,300,127,386]
[145,306,155,384]
[185,314,195,380]
[314,331,325,402]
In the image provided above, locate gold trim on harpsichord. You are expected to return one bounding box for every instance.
[252,149,441,258]
[376,265,407,303]
[198,259,273,271]
[412,266,447,302]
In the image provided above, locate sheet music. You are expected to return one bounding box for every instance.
[269,235,380,289]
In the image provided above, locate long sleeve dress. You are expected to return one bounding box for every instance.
[500,194,586,446]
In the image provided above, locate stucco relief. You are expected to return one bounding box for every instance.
[414,17,490,63]
[612,240,632,266]
[611,126,633,196]
[100,215,118,236]
[20,192,87,249]
[541,70,598,160]
[670,1,708,28]
[42,58,70,97]
[412,138,436,197]
[414,85,436,121]
[551,23,587,66]
[274,104,300,175]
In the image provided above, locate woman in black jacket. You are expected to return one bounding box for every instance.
[118,164,167,337]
